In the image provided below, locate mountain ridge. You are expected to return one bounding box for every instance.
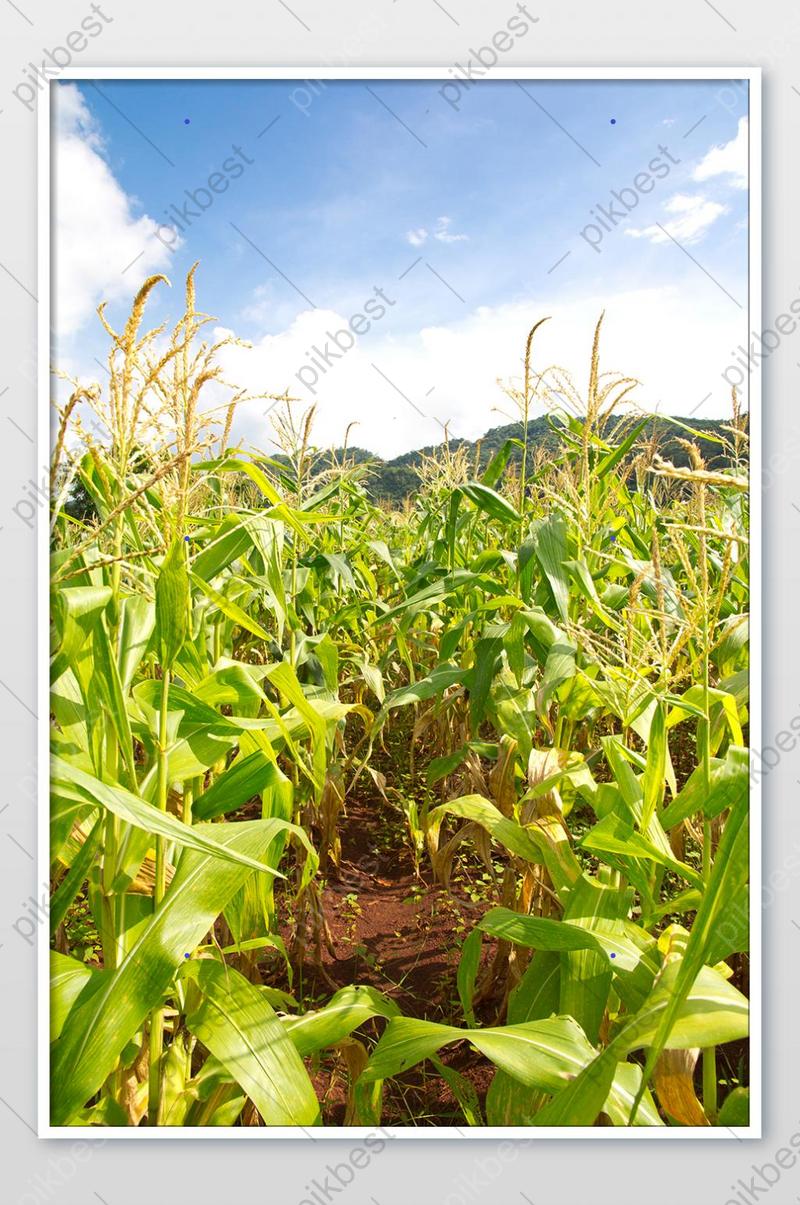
[326,413,741,504]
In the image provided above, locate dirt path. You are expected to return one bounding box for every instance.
[282,772,477,1024]
[281,764,496,1123]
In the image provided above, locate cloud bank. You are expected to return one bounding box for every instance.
[53,83,179,337]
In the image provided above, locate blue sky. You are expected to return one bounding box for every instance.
[54,77,749,457]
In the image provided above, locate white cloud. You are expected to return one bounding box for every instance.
[406,228,428,247]
[213,285,747,460]
[53,83,179,338]
[405,216,468,249]
[693,116,748,190]
[625,193,728,246]
[433,215,468,244]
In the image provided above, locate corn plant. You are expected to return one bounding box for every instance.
[50,275,750,1128]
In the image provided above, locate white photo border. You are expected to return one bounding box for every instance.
[37,64,761,1140]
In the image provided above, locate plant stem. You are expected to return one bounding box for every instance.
[698,498,717,1120]
[701,816,717,1119]
[148,667,171,1125]
[183,775,202,826]
[289,538,299,667]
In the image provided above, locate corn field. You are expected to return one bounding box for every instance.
[49,268,750,1128]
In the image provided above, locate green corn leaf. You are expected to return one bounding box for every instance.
[508,951,561,1024]
[469,636,504,732]
[529,1048,618,1126]
[595,419,649,478]
[91,615,137,784]
[283,985,400,1057]
[191,572,272,641]
[480,438,523,488]
[718,1086,749,1127]
[50,951,102,1042]
[580,812,703,888]
[117,595,155,693]
[456,928,482,1026]
[193,751,283,821]
[154,537,190,670]
[661,744,748,828]
[50,585,112,683]
[620,961,749,1053]
[428,794,580,896]
[374,570,502,625]
[641,699,666,832]
[459,480,520,525]
[191,513,252,581]
[50,815,104,934]
[51,755,288,877]
[529,515,570,623]
[431,1056,483,1125]
[627,784,749,1121]
[181,959,320,1126]
[359,1014,597,1093]
[383,663,465,710]
[558,874,631,1045]
[50,819,299,1125]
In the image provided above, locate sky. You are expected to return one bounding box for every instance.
[53,77,749,459]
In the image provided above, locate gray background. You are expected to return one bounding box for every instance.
[0,1,795,1202]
